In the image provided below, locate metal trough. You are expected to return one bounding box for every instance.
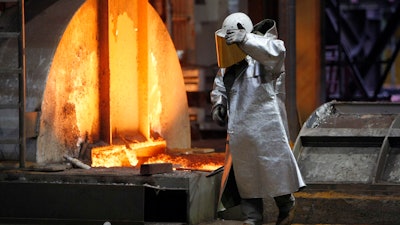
[0,168,220,225]
[293,101,400,224]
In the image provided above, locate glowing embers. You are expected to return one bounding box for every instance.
[91,140,167,168]
[91,142,225,172]
[145,152,225,172]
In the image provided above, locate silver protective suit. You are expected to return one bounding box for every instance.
[211,19,305,199]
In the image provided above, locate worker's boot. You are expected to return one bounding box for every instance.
[240,198,263,225]
[274,194,295,225]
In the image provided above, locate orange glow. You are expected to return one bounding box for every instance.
[109,6,140,136]
[91,141,225,171]
[91,139,166,168]
[90,1,191,168]
[36,0,191,164]
[91,145,134,167]
[145,153,225,172]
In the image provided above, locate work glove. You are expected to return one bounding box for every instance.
[212,104,227,127]
[225,23,247,45]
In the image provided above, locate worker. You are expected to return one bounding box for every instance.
[210,12,306,225]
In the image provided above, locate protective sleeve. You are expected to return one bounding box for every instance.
[210,69,228,110]
[239,33,286,75]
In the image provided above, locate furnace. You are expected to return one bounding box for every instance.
[1,0,191,164]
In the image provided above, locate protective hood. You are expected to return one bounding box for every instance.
[252,19,278,38]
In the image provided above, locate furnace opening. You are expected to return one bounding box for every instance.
[36,0,192,167]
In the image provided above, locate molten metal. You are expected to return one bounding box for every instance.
[91,140,167,168]
[145,152,225,172]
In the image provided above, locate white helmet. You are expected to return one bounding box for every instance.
[220,12,253,36]
[215,13,253,68]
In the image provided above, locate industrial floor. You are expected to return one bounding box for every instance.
[191,138,303,225]
[153,221,332,225]
[199,220,285,225]
[2,135,397,225]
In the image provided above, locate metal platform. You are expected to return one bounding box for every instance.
[0,167,220,225]
[293,101,400,224]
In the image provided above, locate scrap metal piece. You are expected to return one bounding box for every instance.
[63,155,91,170]
[206,166,224,177]
[140,163,173,175]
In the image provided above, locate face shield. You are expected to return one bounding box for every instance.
[214,12,253,68]
[215,30,246,68]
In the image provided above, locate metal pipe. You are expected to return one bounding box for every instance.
[18,0,26,168]
[279,0,300,142]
